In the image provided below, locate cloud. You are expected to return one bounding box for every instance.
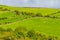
[0,0,60,8]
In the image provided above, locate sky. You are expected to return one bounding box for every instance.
[0,0,60,8]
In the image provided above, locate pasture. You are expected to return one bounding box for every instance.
[0,5,60,40]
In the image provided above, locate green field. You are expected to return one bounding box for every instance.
[0,5,60,40]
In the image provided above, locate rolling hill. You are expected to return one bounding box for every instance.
[0,5,60,40]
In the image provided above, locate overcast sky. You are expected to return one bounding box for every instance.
[0,0,60,8]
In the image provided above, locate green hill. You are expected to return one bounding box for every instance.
[0,5,60,40]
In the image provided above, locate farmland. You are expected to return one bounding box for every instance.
[0,5,60,40]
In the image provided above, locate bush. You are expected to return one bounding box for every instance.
[22,12,27,15]
[0,27,58,40]
[5,22,7,24]
[52,16,58,19]
[3,36,14,40]
[0,7,3,9]
[0,23,1,25]
[30,13,36,17]
[0,27,6,32]
[6,28,13,32]
[15,27,27,39]
[45,15,50,17]
[4,8,10,11]
[36,13,43,17]
[5,17,7,19]
[0,17,7,20]
[14,10,20,15]
[57,11,60,13]
[15,27,27,33]
[27,30,36,39]
[48,36,53,40]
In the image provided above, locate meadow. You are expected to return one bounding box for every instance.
[0,5,60,40]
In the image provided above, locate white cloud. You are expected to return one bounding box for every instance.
[0,0,60,8]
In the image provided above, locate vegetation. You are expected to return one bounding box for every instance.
[0,27,58,40]
[0,5,60,40]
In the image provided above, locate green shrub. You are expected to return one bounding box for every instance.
[36,13,43,17]
[0,27,58,40]
[3,36,14,40]
[0,27,6,32]
[6,28,13,32]
[45,15,50,17]
[15,27,27,39]
[14,10,20,15]
[27,30,36,40]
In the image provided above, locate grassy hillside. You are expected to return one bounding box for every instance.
[0,5,60,40]
[1,17,60,36]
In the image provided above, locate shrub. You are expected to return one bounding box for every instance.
[0,27,6,32]
[48,36,53,40]
[21,12,24,15]
[23,12,27,15]
[16,32,24,38]
[8,22,11,24]
[14,10,20,15]
[15,27,27,39]
[45,15,50,17]
[5,17,7,19]
[15,27,27,33]
[35,32,43,40]
[57,11,60,13]
[6,28,13,32]
[2,8,10,11]
[36,13,43,17]
[0,23,1,25]
[5,22,7,24]
[52,16,57,19]
[41,34,48,40]
[2,18,5,20]
[27,30,36,39]
[35,31,48,40]
[25,12,29,15]
[30,13,36,17]
[0,7,3,9]
[3,36,14,40]
[0,27,58,40]
[0,17,7,20]
[51,36,58,40]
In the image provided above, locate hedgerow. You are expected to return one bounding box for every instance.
[0,27,58,40]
